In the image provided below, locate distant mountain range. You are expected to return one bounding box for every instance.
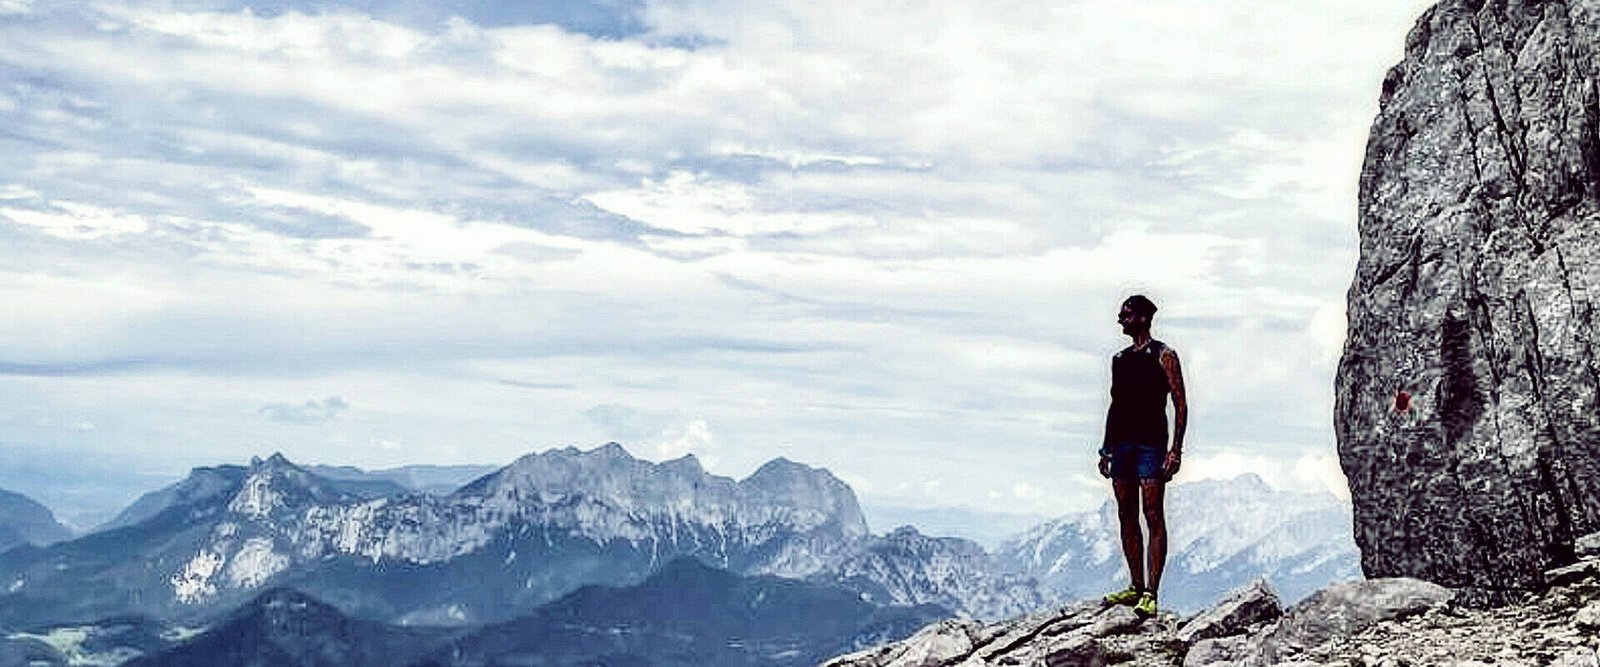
[0,444,1034,631]
[993,473,1359,613]
[0,489,71,554]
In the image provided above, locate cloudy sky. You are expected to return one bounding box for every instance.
[0,0,1436,531]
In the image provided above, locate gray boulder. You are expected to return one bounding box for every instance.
[1547,558,1600,587]
[1036,635,1104,667]
[1085,604,1144,638]
[1577,531,1600,560]
[1574,600,1600,630]
[823,618,985,667]
[1181,635,1246,667]
[824,577,1469,666]
[824,601,1169,667]
[1558,648,1600,667]
[1175,578,1283,644]
[1338,0,1600,598]
[1240,578,1453,664]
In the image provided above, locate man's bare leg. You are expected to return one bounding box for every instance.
[1113,479,1145,591]
[1140,479,1167,595]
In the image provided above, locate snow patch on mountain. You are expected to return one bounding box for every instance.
[227,476,283,520]
[171,551,224,604]
[225,538,288,589]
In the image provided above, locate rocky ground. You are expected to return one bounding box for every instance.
[826,561,1600,666]
[1304,571,1600,667]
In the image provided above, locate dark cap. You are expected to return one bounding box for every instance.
[1122,294,1157,317]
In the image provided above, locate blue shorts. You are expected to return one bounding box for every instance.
[1105,442,1165,480]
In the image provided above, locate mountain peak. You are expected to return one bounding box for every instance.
[228,454,344,520]
[888,525,923,539]
[661,453,703,474]
[743,457,854,495]
[741,457,868,539]
[502,443,636,470]
[746,456,813,482]
[249,452,295,470]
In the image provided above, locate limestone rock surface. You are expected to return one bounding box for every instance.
[1338,0,1600,600]
[1237,578,1453,664]
[1181,635,1245,667]
[1174,578,1283,644]
[823,570,1600,666]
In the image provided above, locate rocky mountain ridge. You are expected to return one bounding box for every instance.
[0,489,71,554]
[0,444,1039,628]
[828,540,1600,666]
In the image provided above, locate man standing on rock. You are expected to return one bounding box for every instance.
[1098,294,1186,618]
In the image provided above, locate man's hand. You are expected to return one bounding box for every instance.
[1163,448,1182,481]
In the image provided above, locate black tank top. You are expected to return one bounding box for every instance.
[1106,340,1170,446]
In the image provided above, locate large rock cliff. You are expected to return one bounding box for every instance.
[1337,0,1600,599]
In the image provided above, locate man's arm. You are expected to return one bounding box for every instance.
[1101,355,1115,449]
[1099,358,1114,478]
[1161,347,1186,453]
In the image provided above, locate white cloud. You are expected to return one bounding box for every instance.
[1182,448,1350,501]
[0,0,1433,519]
[0,184,39,200]
[3,202,150,239]
[652,417,718,466]
[585,170,879,237]
[259,396,349,424]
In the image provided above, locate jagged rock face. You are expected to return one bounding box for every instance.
[1174,578,1282,644]
[1338,0,1600,597]
[7,447,871,625]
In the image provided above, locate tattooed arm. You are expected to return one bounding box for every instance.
[1161,346,1186,478]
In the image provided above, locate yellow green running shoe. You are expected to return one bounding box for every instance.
[1133,591,1158,617]
[1102,586,1141,606]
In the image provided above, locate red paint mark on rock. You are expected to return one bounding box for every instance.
[1393,391,1411,413]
